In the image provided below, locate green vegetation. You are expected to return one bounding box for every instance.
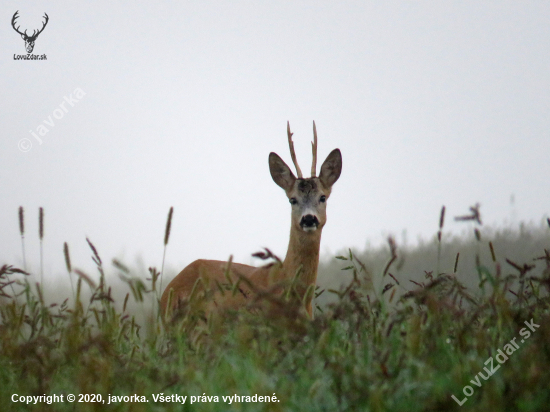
[1,207,549,411]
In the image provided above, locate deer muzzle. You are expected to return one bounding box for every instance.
[300,214,319,231]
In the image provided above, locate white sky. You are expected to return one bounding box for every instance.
[1,1,549,281]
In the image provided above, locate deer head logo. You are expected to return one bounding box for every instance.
[11,11,49,54]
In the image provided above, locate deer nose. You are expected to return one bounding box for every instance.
[300,214,319,228]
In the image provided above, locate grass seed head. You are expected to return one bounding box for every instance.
[39,207,44,240]
[63,242,72,273]
[164,207,174,246]
[18,206,24,236]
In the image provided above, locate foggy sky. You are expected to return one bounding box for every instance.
[1,1,549,282]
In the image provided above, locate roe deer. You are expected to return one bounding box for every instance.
[160,122,342,318]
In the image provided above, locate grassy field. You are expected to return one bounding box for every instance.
[1,208,550,411]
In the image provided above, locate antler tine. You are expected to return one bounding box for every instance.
[311,121,318,177]
[33,13,49,38]
[38,13,49,35]
[287,121,303,178]
[11,11,26,36]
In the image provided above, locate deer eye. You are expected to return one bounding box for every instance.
[319,195,326,203]
[289,198,298,205]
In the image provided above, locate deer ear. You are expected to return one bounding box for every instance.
[269,152,296,192]
[319,149,342,189]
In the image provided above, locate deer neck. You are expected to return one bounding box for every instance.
[282,226,322,291]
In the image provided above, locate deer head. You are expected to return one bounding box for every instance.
[269,122,342,235]
[11,11,49,54]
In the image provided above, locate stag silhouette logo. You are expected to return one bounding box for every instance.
[11,11,49,54]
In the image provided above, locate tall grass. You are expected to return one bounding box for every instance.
[159,206,174,304]
[18,206,26,272]
[1,206,549,411]
[38,207,44,286]
[63,242,75,300]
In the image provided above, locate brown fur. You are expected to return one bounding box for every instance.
[160,129,342,319]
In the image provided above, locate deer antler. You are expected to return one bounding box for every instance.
[311,121,318,177]
[11,11,26,36]
[32,13,49,39]
[287,121,303,178]
[11,11,49,39]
